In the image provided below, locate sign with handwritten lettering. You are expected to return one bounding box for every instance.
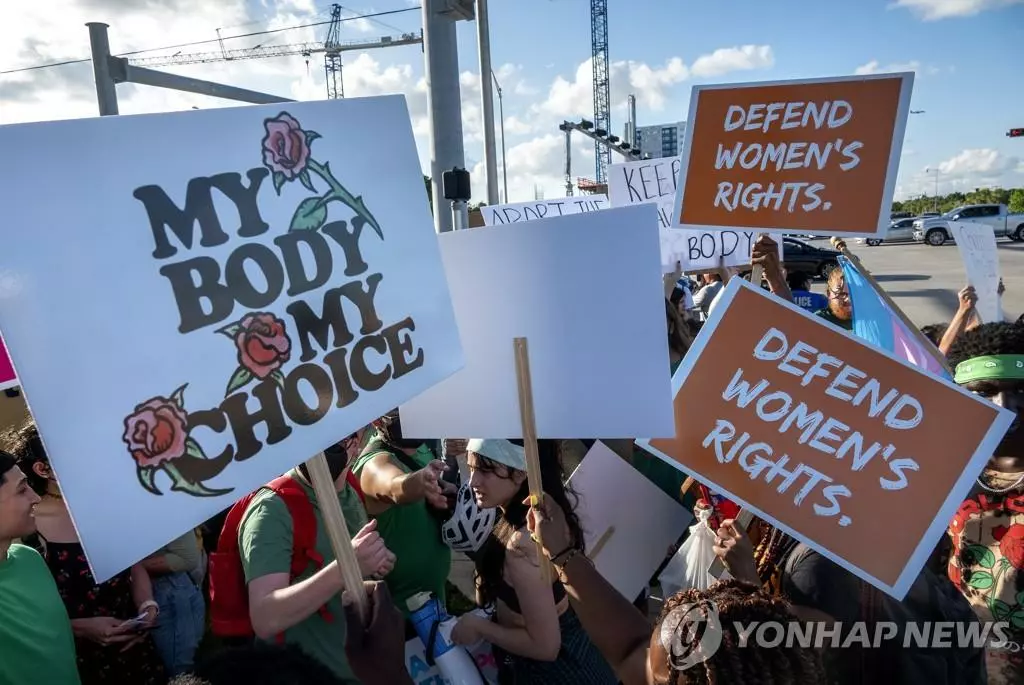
[0,97,463,581]
[639,279,1013,599]
[951,222,1001,324]
[608,158,781,273]
[672,73,913,239]
[480,195,608,226]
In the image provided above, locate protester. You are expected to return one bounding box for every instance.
[945,321,1024,685]
[816,267,854,330]
[0,448,81,685]
[520,491,826,685]
[750,235,793,303]
[353,411,454,618]
[12,422,167,684]
[236,435,394,683]
[143,530,206,676]
[787,270,828,312]
[921,322,949,346]
[451,439,617,684]
[935,285,979,354]
[714,518,986,684]
[692,273,724,319]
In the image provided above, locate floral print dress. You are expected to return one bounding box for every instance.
[39,538,166,685]
[947,469,1024,685]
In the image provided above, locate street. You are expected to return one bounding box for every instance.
[810,239,1024,327]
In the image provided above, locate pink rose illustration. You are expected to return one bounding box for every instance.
[259,110,382,237]
[218,312,292,396]
[262,113,310,180]
[122,397,188,469]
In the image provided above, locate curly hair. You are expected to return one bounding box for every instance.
[946,321,1024,370]
[920,323,948,347]
[0,421,48,496]
[656,580,828,685]
[473,439,583,608]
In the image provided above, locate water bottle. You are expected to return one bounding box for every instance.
[407,592,484,685]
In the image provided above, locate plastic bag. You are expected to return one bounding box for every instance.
[658,506,718,597]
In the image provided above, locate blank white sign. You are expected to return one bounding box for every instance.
[401,204,675,439]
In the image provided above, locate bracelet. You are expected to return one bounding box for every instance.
[549,545,576,566]
[553,548,583,572]
[138,600,159,615]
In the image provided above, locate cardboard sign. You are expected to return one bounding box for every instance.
[567,441,692,600]
[639,279,1014,599]
[608,158,782,273]
[0,98,463,581]
[0,337,15,391]
[401,205,674,439]
[672,73,913,239]
[480,195,608,226]
[952,221,1001,324]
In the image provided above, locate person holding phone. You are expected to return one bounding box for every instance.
[11,422,166,685]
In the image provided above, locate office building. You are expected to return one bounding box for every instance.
[634,121,687,159]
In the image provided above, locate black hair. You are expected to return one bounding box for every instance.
[296,438,352,484]
[657,580,827,684]
[920,323,949,347]
[665,298,693,360]
[2,422,48,496]
[473,439,583,607]
[947,321,1024,370]
[182,643,343,685]
[372,410,422,451]
[0,450,17,486]
[785,270,811,292]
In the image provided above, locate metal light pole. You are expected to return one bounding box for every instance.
[925,167,940,212]
[423,0,467,233]
[491,70,508,204]
[476,0,499,205]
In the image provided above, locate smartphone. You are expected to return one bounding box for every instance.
[117,612,151,631]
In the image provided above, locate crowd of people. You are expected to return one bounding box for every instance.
[1,235,1023,685]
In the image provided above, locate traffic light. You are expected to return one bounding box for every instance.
[1008,128,1024,138]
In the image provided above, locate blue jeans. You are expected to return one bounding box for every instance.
[151,572,206,676]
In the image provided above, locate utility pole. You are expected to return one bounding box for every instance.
[492,70,508,203]
[423,0,470,233]
[476,0,499,205]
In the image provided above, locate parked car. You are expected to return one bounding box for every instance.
[859,217,917,246]
[740,237,840,281]
[912,204,1024,246]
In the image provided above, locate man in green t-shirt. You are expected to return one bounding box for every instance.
[815,268,854,331]
[0,450,80,685]
[354,412,453,617]
[238,436,395,683]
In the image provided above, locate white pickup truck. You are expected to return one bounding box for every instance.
[913,203,1024,246]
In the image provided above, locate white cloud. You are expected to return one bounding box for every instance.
[889,0,1023,20]
[690,45,774,78]
[854,59,922,75]
[895,148,1022,199]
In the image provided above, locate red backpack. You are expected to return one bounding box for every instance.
[209,471,365,639]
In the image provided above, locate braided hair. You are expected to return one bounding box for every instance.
[656,579,828,685]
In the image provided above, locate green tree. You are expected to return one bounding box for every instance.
[1009,189,1024,214]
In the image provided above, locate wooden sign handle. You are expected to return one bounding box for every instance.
[830,238,953,375]
[304,451,368,620]
[513,338,554,586]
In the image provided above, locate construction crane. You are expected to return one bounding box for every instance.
[127,4,422,100]
[590,0,610,183]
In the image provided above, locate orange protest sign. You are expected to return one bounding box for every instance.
[639,280,1014,599]
[672,73,913,238]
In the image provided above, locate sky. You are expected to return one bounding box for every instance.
[2,0,1023,205]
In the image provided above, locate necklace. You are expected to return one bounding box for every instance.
[976,471,1024,494]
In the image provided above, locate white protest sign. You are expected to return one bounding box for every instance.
[0,97,463,581]
[951,221,1001,324]
[607,158,782,273]
[401,205,674,439]
[567,441,692,600]
[479,195,608,225]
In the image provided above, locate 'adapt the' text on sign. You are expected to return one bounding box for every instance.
[480,195,608,226]
[672,73,913,239]
[608,158,781,273]
[639,279,1013,599]
[0,97,464,582]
